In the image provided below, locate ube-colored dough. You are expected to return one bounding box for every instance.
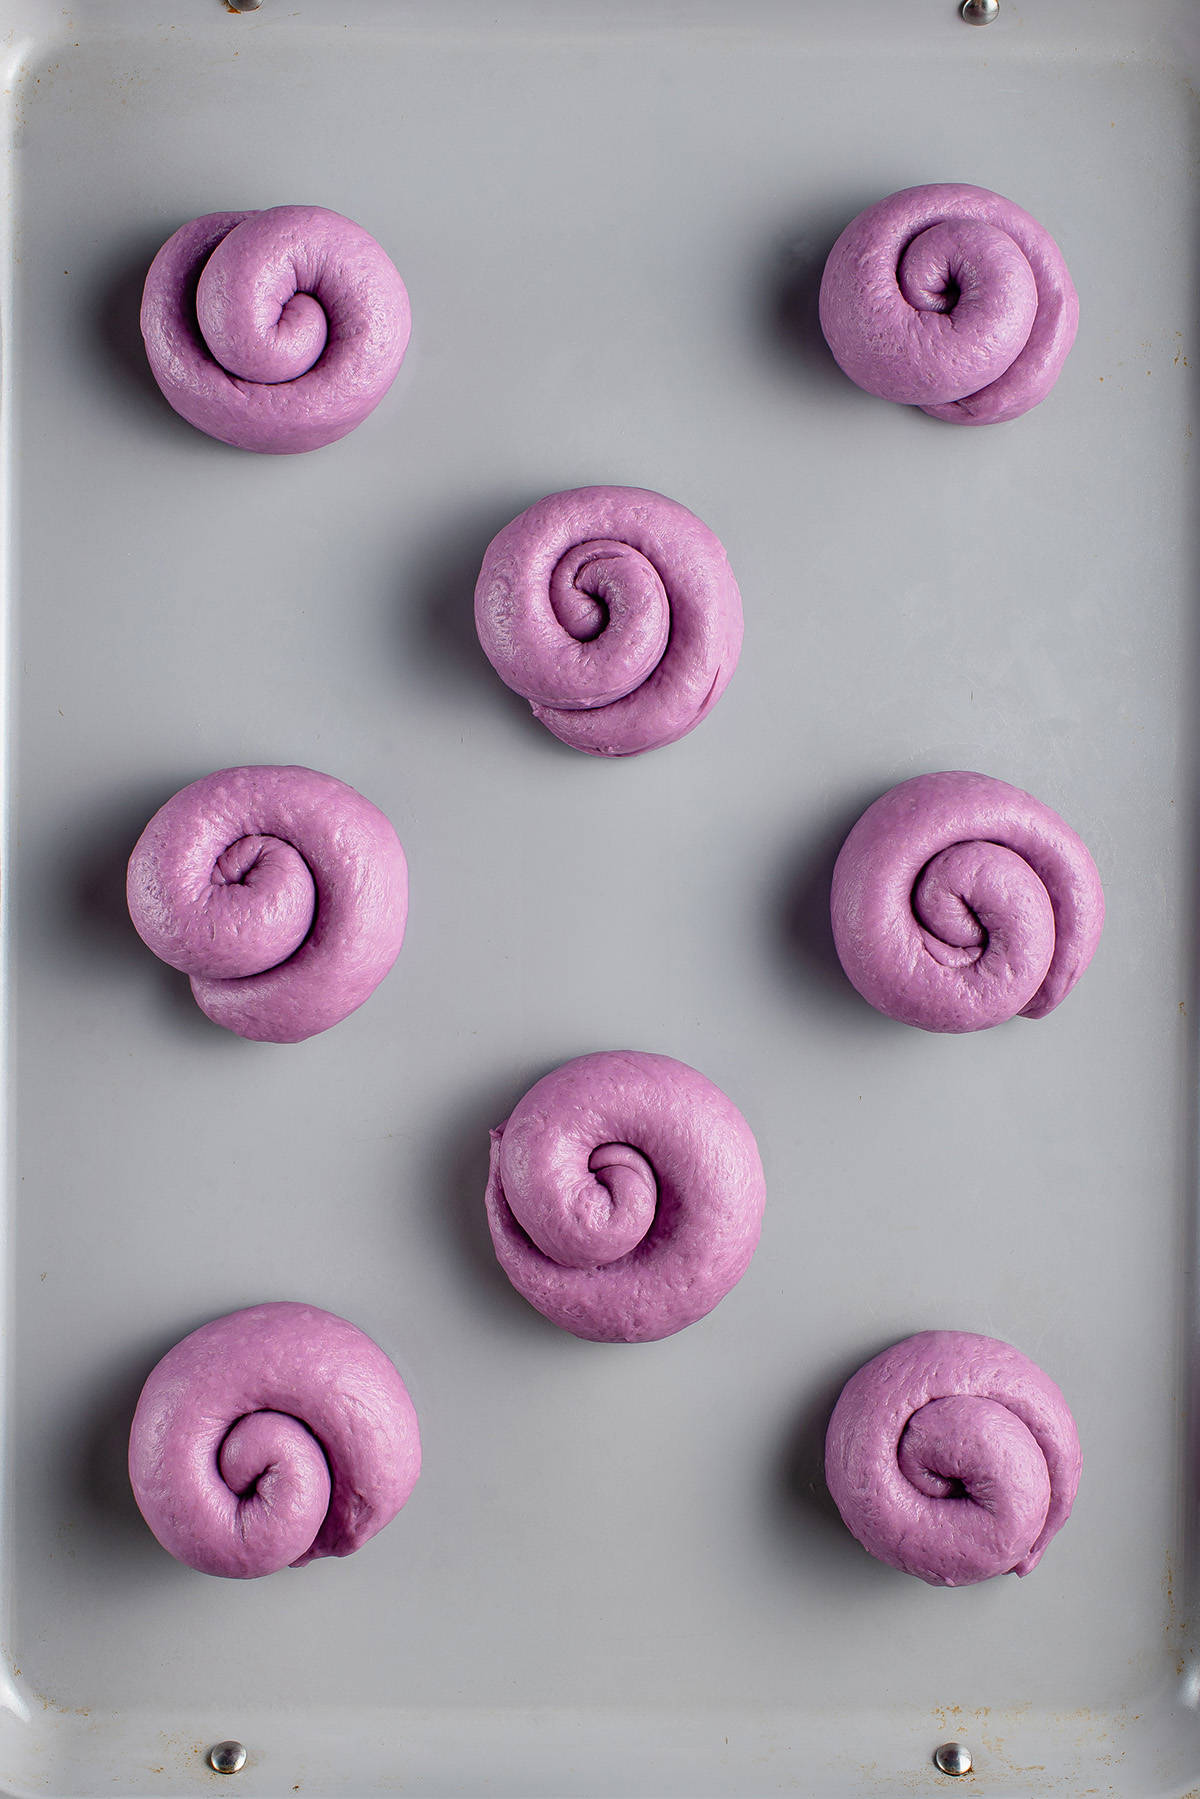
[474,487,744,756]
[825,1331,1081,1586]
[141,205,411,453]
[128,1302,420,1579]
[830,771,1104,1033]
[127,765,408,1043]
[485,1051,765,1342]
[819,183,1078,424]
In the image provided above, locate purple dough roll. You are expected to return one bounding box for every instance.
[474,487,744,756]
[128,1302,421,1579]
[830,771,1104,1034]
[485,1051,765,1342]
[819,183,1078,424]
[141,205,411,453]
[127,764,408,1043]
[825,1331,1081,1586]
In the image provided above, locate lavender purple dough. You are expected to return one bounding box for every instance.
[485,1051,765,1342]
[819,184,1078,424]
[140,206,411,453]
[825,1331,1081,1587]
[474,487,744,756]
[830,771,1104,1033]
[126,765,408,1043]
[128,1302,420,1579]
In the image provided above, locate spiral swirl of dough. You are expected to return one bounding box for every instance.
[126,765,408,1043]
[830,771,1103,1033]
[140,205,411,453]
[485,1051,765,1342]
[819,184,1077,424]
[474,487,743,756]
[128,1303,421,1579]
[825,1331,1081,1586]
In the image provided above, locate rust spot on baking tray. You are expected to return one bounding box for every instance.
[916,1701,1159,1789]
[1163,1547,1191,1675]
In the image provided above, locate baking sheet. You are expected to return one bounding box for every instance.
[1,0,1198,1792]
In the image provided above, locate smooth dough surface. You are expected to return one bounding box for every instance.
[141,205,411,453]
[825,1330,1081,1586]
[127,764,408,1043]
[830,770,1104,1033]
[485,1050,765,1341]
[474,487,743,756]
[128,1302,421,1579]
[819,183,1078,424]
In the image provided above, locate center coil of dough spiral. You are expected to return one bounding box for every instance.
[895,219,1039,398]
[897,1394,1052,1569]
[910,838,1056,1006]
[507,1140,660,1270]
[217,1408,333,1569]
[194,219,329,385]
[540,540,671,710]
[198,833,317,979]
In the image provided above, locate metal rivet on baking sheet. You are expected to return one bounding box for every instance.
[933,1741,973,1777]
[207,1741,248,1775]
[228,0,263,10]
[959,0,999,22]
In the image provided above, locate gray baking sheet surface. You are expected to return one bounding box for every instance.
[1,0,1198,1793]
